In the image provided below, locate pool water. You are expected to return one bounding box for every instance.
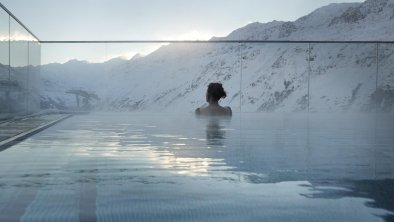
[0,112,393,222]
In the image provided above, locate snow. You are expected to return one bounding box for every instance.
[39,0,394,112]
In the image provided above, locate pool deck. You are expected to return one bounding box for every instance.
[0,114,72,151]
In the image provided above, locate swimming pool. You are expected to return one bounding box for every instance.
[0,112,393,221]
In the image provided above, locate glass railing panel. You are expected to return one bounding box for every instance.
[9,16,30,114]
[376,43,394,112]
[41,42,241,113]
[0,8,9,116]
[27,39,40,113]
[241,43,309,112]
[103,43,177,111]
[309,43,377,113]
[156,42,241,113]
[0,8,8,80]
[39,41,394,114]
[40,43,106,110]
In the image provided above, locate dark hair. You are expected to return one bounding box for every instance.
[207,82,227,101]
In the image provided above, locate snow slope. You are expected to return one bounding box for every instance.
[39,0,394,112]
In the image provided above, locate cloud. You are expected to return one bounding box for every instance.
[0,31,37,41]
[156,30,217,41]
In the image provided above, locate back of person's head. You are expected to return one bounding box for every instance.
[207,82,227,102]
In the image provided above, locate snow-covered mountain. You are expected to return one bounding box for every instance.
[40,0,394,112]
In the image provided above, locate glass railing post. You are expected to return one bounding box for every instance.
[307,42,311,113]
[26,41,29,113]
[7,14,10,114]
[375,42,379,113]
[239,41,243,113]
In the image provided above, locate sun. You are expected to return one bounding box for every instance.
[159,30,216,41]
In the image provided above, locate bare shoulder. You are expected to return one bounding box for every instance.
[195,107,208,115]
[195,106,231,116]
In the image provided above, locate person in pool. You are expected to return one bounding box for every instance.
[195,82,232,116]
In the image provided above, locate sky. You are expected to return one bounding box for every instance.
[1,0,364,64]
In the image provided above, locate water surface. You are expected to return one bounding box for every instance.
[0,112,393,221]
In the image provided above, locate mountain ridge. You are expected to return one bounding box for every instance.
[39,0,394,112]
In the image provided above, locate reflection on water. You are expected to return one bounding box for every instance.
[0,112,393,221]
[205,117,229,147]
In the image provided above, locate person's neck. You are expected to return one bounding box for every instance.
[208,101,219,106]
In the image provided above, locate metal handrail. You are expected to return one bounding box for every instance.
[39,40,394,44]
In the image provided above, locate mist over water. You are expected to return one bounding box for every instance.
[1,111,393,221]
